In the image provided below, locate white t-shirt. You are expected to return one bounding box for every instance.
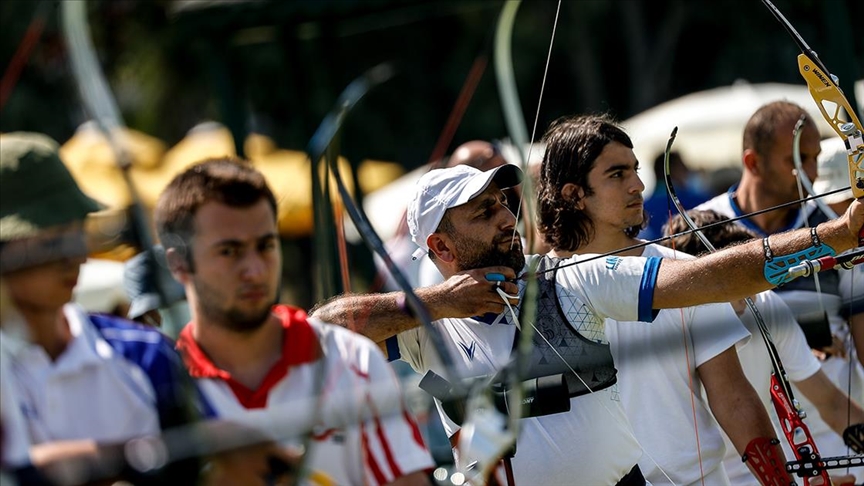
[178,305,433,486]
[606,244,751,486]
[0,304,189,467]
[397,253,662,486]
[700,192,864,479]
[720,291,822,486]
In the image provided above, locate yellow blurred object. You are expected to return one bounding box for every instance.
[84,209,141,261]
[60,123,167,209]
[357,159,405,194]
[245,133,277,160]
[253,151,355,237]
[140,122,238,207]
[61,122,374,239]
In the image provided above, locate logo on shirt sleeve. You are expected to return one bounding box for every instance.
[605,256,622,271]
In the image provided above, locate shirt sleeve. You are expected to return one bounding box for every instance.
[556,254,660,323]
[396,328,426,375]
[362,338,435,485]
[686,302,751,367]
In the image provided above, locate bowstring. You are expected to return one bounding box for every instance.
[791,115,829,320]
[509,0,560,252]
[662,130,706,485]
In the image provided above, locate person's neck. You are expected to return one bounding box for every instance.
[549,228,643,258]
[191,312,283,391]
[734,179,794,235]
[16,303,72,361]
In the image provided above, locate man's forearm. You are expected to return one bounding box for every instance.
[795,369,864,435]
[700,350,779,455]
[310,267,520,343]
[655,215,861,309]
[310,292,425,344]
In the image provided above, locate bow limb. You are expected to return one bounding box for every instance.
[306,62,461,379]
[494,0,529,156]
[61,2,184,322]
[306,64,526,483]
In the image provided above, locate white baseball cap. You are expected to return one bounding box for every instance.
[407,164,523,258]
[813,137,853,205]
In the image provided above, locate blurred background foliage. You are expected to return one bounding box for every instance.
[3,0,860,163]
[1,0,861,308]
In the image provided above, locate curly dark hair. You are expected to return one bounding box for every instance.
[538,114,637,251]
[662,209,756,256]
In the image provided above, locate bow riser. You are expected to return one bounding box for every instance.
[769,375,831,483]
[796,53,864,200]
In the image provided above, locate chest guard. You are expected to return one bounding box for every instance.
[516,256,617,397]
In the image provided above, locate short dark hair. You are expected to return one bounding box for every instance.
[154,157,278,269]
[538,114,636,251]
[428,211,455,261]
[661,209,756,255]
[743,101,815,159]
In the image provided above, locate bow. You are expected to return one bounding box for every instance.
[663,126,835,484]
[303,63,526,482]
[762,0,864,480]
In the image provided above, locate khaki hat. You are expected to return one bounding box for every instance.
[1,132,102,242]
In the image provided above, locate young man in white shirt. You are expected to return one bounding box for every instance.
[537,114,776,486]
[155,158,434,486]
[0,132,203,484]
[664,209,864,486]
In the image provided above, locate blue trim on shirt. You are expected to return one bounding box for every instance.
[726,185,800,236]
[89,314,209,426]
[384,335,401,362]
[638,257,662,322]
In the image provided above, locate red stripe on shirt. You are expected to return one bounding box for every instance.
[176,305,318,409]
[361,421,388,485]
[374,406,403,478]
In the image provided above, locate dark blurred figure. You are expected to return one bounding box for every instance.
[639,151,710,241]
[123,246,186,329]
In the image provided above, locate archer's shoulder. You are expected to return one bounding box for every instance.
[308,317,385,358]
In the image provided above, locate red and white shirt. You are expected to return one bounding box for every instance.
[177,305,433,485]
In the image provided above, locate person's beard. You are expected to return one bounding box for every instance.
[452,231,526,274]
[194,277,277,333]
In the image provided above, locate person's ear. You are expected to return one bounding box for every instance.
[742,149,760,175]
[562,183,585,210]
[165,247,191,283]
[426,234,456,264]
